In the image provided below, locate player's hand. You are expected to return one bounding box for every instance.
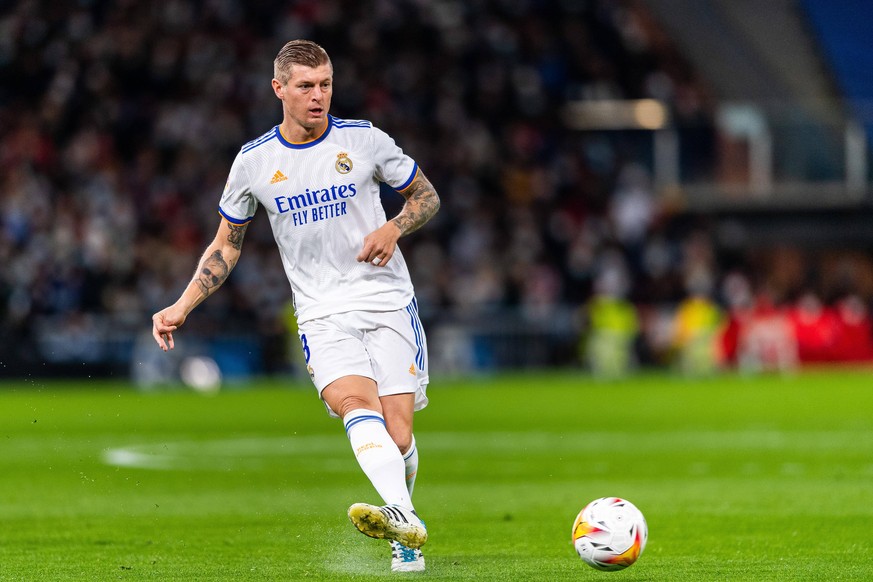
[357,222,401,267]
[152,306,187,351]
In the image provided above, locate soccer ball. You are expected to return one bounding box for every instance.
[571,497,647,571]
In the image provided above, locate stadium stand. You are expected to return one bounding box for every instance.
[1,0,871,379]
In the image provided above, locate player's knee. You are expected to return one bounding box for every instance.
[323,379,381,419]
[335,395,380,419]
[387,427,413,454]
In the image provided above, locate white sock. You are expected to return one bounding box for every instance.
[403,435,419,498]
[343,409,413,509]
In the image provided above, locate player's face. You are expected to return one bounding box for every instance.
[274,63,333,135]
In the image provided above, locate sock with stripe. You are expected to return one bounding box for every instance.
[343,409,413,510]
[403,435,419,498]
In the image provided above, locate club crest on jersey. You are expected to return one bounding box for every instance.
[335,152,353,174]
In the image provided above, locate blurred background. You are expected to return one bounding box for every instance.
[2,0,873,385]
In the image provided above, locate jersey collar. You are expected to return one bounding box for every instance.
[275,116,333,149]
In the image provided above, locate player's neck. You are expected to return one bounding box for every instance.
[279,118,329,144]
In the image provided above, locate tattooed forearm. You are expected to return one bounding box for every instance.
[227,223,248,250]
[195,250,230,296]
[391,172,441,236]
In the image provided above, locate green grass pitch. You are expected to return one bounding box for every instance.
[1,369,871,580]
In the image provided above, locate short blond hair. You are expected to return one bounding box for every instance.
[273,39,331,84]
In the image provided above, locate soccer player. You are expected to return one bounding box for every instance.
[151,39,439,573]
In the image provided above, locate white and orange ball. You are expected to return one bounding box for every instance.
[571,497,647,571]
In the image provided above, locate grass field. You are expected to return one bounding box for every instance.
[1,369,871,581]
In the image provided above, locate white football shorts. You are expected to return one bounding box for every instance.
[297,300,429,417]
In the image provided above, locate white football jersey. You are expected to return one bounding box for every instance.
[219,115,418,323]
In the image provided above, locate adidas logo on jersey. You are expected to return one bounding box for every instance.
[270,170,288,184]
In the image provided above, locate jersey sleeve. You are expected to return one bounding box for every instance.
[371,126,419,192]
[218,152,257,224]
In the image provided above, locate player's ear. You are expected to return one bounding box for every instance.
[272,79,284,99]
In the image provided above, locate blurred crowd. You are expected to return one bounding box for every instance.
[1,0,871,377]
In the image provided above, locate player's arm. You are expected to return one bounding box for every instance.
[390,168,441,236]
[357,168,441,267]
[151,219,249,351]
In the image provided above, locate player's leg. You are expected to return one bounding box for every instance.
[299,314,426,553]
[381,393,418,496]
[382,393,425,571]
[322,376,413,510]
[367,301,429,500]
[362,304,430,567]
[323,375,427,549]
[300,315,411,508]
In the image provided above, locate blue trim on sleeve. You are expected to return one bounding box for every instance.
[332,117,372,128]
[395,162,419,192]
[218,206,253,225]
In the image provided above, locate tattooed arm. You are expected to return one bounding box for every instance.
[391,169,441,236]
[152,219,249,351]
[356,169,441,267]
